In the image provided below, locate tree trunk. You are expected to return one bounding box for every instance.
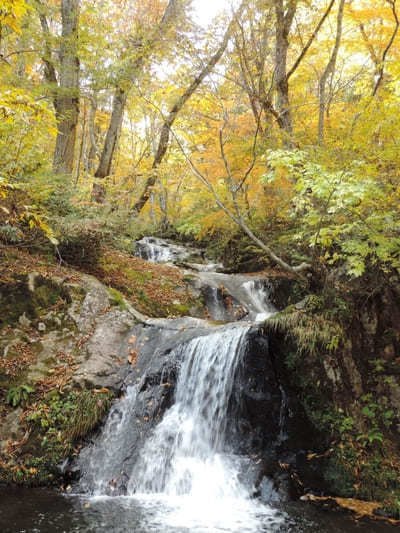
[91,87,128,202]
[84,96,99,174]
[53,0,80,175]
[91,0,179,202]
[274,0,296,146]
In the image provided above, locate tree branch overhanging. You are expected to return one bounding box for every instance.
[287,0,336,80]
[170,127,310,276]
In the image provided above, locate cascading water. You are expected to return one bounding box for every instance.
[76,239,290,531]
[198,272,277,323]
[78,324,286,531]
[242,279,276,322]
[130,326,249,496]
[78,384,140,495]
[135,236,176,262]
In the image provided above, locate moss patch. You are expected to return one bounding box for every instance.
[92,248,204,318]
[0,274,71,328]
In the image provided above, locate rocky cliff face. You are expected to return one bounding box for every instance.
[0,269,139,483]
[266,277,400,517]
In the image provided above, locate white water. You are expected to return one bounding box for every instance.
[129,325,284,531]
[242,280,276,322]
[78,385,140,495]
[198,272,277,323]
[136,236,176,262]
[129,327,249,496]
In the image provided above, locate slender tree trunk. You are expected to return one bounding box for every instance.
[372,0,399,97]
[53,0,80,175]
[318,0,345,145]
[132,2,245,214]
[74,101,86,184]
[159,178,169,231]
[274,0,296,146]
[84,96,99,174]
[91,87,128,201]
[91,0,179,202]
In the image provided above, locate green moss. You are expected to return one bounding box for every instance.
[108,287,127,309]
[168,302,191,316]
[0,274,71,327]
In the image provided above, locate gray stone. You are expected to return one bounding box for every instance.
[18,313,31,328]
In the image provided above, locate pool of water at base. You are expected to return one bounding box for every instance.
[0,488,395,533]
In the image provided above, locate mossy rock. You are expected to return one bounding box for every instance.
[0,388,114,486]
[0,274,71,327]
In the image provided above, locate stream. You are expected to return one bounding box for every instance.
[2,238,394,532]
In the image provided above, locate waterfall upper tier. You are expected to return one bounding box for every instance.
[135,236,279,323]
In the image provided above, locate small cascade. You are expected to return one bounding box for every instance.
[78,385,140,495]
[199,272,277,322]
[135,237,178,263]
[135,236,204,264]
[242,279,276,321]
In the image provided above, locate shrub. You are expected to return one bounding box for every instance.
[55,218,106,269]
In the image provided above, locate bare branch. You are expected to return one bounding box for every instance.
[318,0,345,145]
[169,128,310,276]
[235,110,262,193]
[287,0,336,81]
[373,0,399,96]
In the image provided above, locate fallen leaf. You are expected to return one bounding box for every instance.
[301,494,399,525]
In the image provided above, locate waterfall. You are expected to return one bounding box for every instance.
[135,237,175,263]
[77,237,290,531]
[78,324,285,531]
[129,326,249,496]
